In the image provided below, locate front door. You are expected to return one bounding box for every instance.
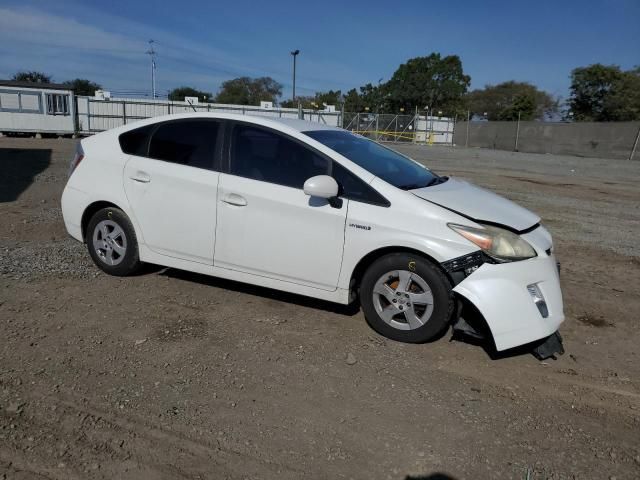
[214,123,347,290]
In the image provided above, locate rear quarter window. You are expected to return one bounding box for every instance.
[119,124,155,156]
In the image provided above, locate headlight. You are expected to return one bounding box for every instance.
[448,223,537,262]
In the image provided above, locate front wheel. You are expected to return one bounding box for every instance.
[86,207,141,276]
[360,253,454,343]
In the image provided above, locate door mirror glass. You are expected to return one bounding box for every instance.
[303,175,339,199]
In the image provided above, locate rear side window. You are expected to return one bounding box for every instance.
[148,120,219,170]
[119,124,155,156]
[230,125,329,189]
[332,162,390,207]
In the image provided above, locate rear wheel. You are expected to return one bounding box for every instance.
[86,207,140,276]
[360,253,454,343]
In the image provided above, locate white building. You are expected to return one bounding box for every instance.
[0,80,76,135]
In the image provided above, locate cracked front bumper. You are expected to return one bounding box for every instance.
[452,253,564,351]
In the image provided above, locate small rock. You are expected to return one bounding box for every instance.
[345,353,357,365]
[6,402,24,414]
[134,338,147,346]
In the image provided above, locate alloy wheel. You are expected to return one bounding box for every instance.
[92,220,127,266]
[372,270,434,330]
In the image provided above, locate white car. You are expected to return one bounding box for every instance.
[61,113,564,354]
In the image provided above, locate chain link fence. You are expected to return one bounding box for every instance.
[342,112,454,145]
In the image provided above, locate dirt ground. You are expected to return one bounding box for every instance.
[1,137,639,480]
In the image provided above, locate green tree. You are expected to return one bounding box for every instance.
[569,64,640,121]
[168,86,212,102]
[359,83,388,112]
[281,89,343,109]
[314,89,342,108]
[466,81,556,120]
[603,67,640,121]
[569,64,623,121]
[215,76,282,105]
[63,78,102,96]
[12,71,52,83]
[343,88,363,112]
[384,53,470,115]
[281,96,312,108]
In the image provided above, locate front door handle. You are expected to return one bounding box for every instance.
[130,171,151,183]
[222,193,247,207]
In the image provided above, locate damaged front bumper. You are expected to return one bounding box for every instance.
[451,252,564,352]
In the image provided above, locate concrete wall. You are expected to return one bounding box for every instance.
[454,121,640,160]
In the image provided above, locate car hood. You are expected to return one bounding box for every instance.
[411,177,540,232]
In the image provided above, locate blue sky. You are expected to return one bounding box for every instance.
[0,0,638,101]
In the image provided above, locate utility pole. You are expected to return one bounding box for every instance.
[290,49,300,102]
[630,123,640,161]
[465,110,470,147]
[515,110,521,151]
[146,40,157,99]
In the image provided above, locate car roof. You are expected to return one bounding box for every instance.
[114,112,343,135]
[265,116,341,132]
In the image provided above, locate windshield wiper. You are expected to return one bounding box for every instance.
[398,176,448,190]
[426,175,448,187]
[397,183,425,190]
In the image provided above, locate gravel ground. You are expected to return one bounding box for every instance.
[1,137,639,480]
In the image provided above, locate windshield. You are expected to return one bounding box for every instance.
[304,130,445,190]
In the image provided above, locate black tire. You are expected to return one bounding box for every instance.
[86,207,141,276]
[360,253,454,343]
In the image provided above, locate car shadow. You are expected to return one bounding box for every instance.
[150,266,550,359]
[0,148,52,202]
[159,267,361,316]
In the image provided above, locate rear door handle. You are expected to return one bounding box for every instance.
[130,171,151,183]
[222,193,247,207]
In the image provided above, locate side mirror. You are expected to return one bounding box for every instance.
[303,175,339,199]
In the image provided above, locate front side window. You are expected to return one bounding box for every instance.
[332,162,389,207]
[147,120,219,170]
[304,130,443,190]
[230,125,329,189]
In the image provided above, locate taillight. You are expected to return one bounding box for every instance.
[69,142,85,177]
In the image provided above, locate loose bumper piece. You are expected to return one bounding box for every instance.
[452,253,564,351]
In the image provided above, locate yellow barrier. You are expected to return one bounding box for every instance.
[351,130,417,141]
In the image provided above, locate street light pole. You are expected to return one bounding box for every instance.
[290,49,300,102]
[146,39,157,99]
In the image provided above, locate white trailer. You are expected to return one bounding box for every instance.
[0,80,76,135]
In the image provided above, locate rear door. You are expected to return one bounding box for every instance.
[122,119,222,265]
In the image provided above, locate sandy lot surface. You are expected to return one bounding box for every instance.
[1,137,639,480]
